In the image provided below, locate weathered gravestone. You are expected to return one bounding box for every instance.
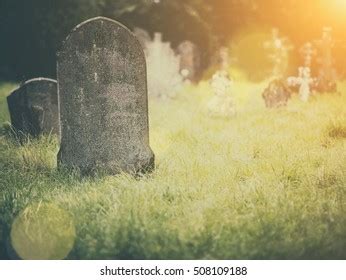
[7,78,59,138]
[57,17,155,175]
[262,79,292,108]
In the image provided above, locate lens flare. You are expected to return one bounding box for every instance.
[10,202,75,260]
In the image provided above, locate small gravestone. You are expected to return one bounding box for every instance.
[177,41,201,82]
[57,17,155,175]
[262,79,292,108]
[208,70,236,117]
[287,67,314,102]
[7,78,59,138]
[212,47,230,71]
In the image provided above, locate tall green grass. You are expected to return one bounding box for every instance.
[0,80,345,259]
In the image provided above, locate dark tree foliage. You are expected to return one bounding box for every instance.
[0,0,345,81]
[0,0,104,80]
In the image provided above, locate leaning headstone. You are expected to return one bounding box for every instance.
[7,78,59,138]
[262,79,292,108]
[57,17,155,175]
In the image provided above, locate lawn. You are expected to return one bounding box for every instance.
[0,80,345,260]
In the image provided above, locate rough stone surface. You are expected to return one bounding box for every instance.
[57,17,155,175]
[7,78,59,138]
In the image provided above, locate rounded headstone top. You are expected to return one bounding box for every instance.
[72,16,132,34]
[56,17,154,175]
[58,16,142,56]
[21,78,57,86]
[9,78,57,97]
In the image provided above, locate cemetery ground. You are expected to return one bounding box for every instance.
[0,80,345,260]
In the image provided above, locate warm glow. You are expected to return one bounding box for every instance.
[324,0,346,21]
[11,203,75,260]
[335,0,346,7]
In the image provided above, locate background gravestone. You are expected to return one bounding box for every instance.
[145,32,183,99]
[177,41,201,82]
[262,79,292,108]
[7,78,59,138]
[57,17,155,175]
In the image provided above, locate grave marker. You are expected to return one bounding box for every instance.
[57,17,155,175]
[7,78,59,138]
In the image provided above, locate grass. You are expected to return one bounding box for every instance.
[0,79,345,260]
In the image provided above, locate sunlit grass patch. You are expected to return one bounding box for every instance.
[0,81,345,259]
[0,82,16,123]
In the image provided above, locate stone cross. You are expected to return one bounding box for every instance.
[57,17,155,175]
[264,28,293,78]
[287,67,314,102]
[7,78,59,138]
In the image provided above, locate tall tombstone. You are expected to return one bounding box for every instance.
[57,17,155,175]
[7,78,59,138]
